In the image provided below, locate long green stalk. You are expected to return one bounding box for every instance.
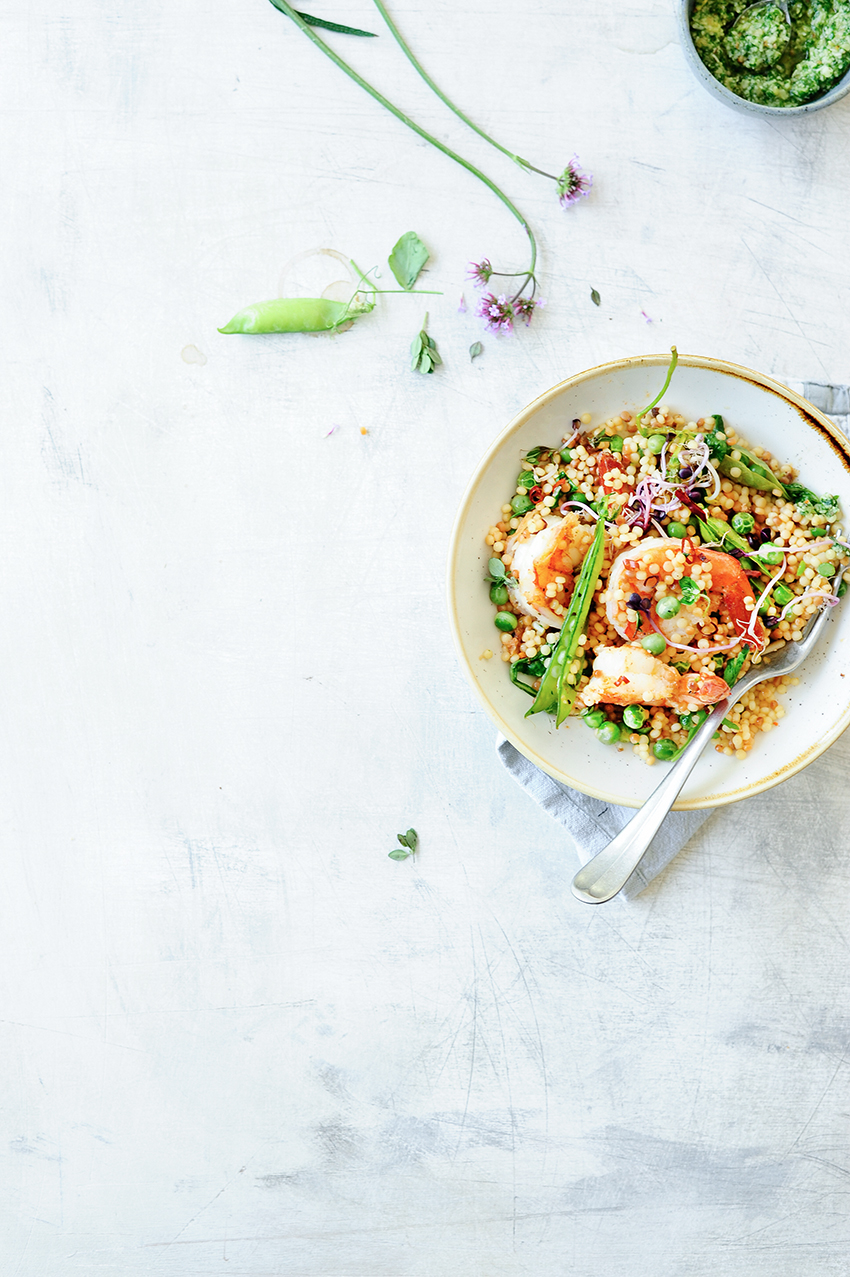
[267,0,536,278]
[370,0,557,180]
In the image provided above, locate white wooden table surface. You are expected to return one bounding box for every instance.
[3,2,850,1273]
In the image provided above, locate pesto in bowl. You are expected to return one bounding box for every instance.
[690,0,850,106]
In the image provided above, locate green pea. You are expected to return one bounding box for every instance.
[653,738,678,761]
[597,722,621,745]
[489,583,509,605]
[582,707,607,730]
[494,612,517,632]
[796,561,808,577]
[517,471,535,489]
[817,563,836,578]
[640,633,667,656]
[678,712,692,729]
[511,494,534,515]
[759,546,784,565]
[773,582,794,606]
[623,705,647,729]
[656,595,681,619]
[667,521,687,539]
[731,512,755,535]
[609,435,624,453]
[218,295,373,334]
[647,433,667,455]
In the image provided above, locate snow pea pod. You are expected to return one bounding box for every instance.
[218,295,374,334]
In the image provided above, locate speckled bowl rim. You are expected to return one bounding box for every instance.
[677,0,850,116]
[446,353,850,810]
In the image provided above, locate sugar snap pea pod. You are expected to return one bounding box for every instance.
[718,446,787,494]
[526,516,606,726]
[218,295,374,334]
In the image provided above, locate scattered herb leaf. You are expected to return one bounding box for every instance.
[389,828,418,860]
[469,341,484,361]
[410,313,442,374]
[389,232,430,291]
[590,288,601,306]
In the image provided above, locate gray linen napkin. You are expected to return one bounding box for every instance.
[496,381,849,899]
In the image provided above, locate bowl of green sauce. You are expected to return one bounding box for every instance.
[679,0,850,114]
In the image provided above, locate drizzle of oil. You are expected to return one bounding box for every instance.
[181,345,207,366]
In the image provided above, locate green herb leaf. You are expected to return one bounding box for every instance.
[723,650,747,686]
[509,653,548,696]
[469,341,483,361]
[389,828,418,859]
[678,576,703,606]
[590,288,601,306]
[783,483,840,522]
[295,9,378,36]
[705,415,729,462]
[411,316,441,374]
[389,232,430,291]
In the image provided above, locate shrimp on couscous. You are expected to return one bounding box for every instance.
[484,351,849,765]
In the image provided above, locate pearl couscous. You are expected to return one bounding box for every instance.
[485,399,848,765]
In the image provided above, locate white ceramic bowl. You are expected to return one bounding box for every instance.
[447,354,850,809]
[677,0,850,117]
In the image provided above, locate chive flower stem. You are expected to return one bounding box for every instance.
[267,0,536,279]
[370,0,557,181]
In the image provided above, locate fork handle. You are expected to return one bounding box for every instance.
[571,697,731,903]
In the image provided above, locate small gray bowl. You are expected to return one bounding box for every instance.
[677,0,850,115]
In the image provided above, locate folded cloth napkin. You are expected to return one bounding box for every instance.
[495,735,711,899]
[496,382,849,899]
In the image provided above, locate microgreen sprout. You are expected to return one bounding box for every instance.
[388,828,418,860]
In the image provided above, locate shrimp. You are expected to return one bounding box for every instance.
[505,511,596,627]
[605,537,768,650]
[580,645,730,714]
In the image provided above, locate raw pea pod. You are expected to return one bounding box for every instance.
[696,514,750,555]
[218,295,374,335]
[718,445,787,495]
[526,516,606,726]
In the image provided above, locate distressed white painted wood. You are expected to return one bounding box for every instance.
[2,2,850,1272]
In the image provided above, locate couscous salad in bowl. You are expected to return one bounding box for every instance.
[448,354,850,810]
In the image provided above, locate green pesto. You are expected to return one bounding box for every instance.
[690,0,850,105]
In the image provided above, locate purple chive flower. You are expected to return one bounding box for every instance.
[477,292,515,334]
[641,310,652,324]
[556,156,592,208]
[514,296,544,326]
[468,258,494,288]
[458,293,467,313]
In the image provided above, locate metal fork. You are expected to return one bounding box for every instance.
[571,567,846,904]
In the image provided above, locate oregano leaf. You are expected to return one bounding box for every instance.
[591,288,601,306]
[469,341,483,361]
